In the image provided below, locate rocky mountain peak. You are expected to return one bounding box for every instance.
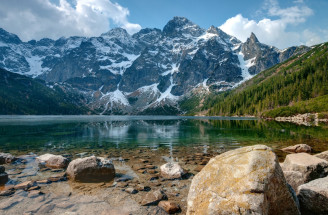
[248,32,259,44]
[207,25,219,35]
[163,16,204,37]
[0,28,22,44]
[101,28,130,39]
[132,28,162,45]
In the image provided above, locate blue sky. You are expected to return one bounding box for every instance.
[0,0,327,48]
[115,0,327,32]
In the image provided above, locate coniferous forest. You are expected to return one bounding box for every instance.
[205,43,328,118]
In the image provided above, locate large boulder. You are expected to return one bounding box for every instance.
[281,153,328,191]
[297,176,328,215]
[66,156,115,183]
[0,166,8,185]
[36,154,69,169]
[187,145,300,215]
[315,151,328,162]
[0,153,16,164]
[281,144,312,153]
[160,162,185,179]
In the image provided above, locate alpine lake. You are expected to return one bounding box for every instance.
[0,115,328,214]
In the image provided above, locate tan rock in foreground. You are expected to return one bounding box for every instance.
[281,153,328,190]
[314,150,328,162]
[187,145,300,215]
[281,144,312,153]
[297,176,328,215]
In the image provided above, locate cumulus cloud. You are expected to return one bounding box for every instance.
[0,0,141,41]
[220,0,324,49]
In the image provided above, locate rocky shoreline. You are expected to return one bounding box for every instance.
[274,113,328,126]
[0,144,328,214]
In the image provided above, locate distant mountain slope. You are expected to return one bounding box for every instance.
[0,17,308,115]
[0,68,88,114]
[205,42,328,117]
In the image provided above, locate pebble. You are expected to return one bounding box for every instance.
[36,179,50,185]
[158,201,181,214]
[0,189,15,196]
[14,181,34,190]
[141,190,167,206]
[28,190,43,198]
[125,187,138,194]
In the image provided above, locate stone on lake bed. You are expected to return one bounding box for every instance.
[160,162,185,179]
[281,144,312,153]
[0,166,8,184]
[36,179,50,185]
[0,166,5,173]
[28,190,43,198]
[141,190,167,206]
[187,145,300,215]
[135,184,150,191]
[14,181,34,190]
[0,153,16,164]
[281,153,328,190]
[36,154,69,169]
[0,189,15,196]
[158,201,180,214]
[66,156,115,183]
[297,176,328,215]
[125,187,138,194]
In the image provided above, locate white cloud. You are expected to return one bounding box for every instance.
[0,0,141,41]
[220,0,325,49]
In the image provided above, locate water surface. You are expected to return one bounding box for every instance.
[1,115,327,156]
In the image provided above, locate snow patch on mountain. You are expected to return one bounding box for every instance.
[156,76,179,103]
[25,56,50,78]
[100,88,130,114]
[236,52,255,84]
[162,64,179,76]
[100,53,140,75]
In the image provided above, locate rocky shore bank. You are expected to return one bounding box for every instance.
[275,113,328,126]
[0,144,328,214]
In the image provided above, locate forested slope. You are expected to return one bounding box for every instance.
[0,68,88,115]
[205,42,328,117]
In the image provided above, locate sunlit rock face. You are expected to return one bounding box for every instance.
[0,17,308,114]
[187,145,300,215]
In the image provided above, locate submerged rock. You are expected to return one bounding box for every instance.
[66,156,115,183]
[0,173,8,185]
[125,187,138,194]
[160,162,185,179]
[187,145,300,215]
[36,154,69,169]
[297,176,328,215]
[0,165,8,185]
[281,153,328,190]
[158,201,180,214]
[281,144,312,153]
[0,153,16,164]
[141,190,167,206]
[14,181,34,190]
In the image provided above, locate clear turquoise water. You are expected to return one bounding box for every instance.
[0,115,327,155]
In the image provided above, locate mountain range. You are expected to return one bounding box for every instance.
[0,17,309,115]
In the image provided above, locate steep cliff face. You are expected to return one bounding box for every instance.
[0,17,308,115]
